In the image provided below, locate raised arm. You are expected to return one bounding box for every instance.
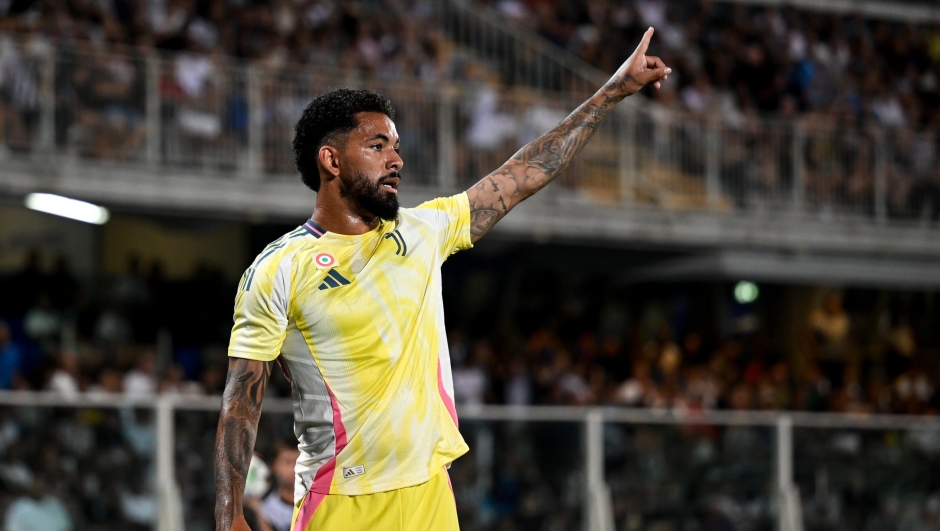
[466,27,671,243]
[214,357,273,531]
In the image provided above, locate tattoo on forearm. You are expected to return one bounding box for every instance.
[466,81,630,243]
[214,358,272,531]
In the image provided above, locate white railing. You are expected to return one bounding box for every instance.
[436,0,608,97]
[3,390,940,531]
[4,41,940,231]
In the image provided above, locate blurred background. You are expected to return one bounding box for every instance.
[1,0,940,530]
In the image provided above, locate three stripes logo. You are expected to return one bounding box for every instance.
[384,230,407,256]
[318,269,351,290]
[343,464,365,478]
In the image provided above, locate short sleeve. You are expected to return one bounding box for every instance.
[228,250,295,362]
[414,192,473,259]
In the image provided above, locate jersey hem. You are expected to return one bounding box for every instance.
[321,441,470,496]
[227,348,279,362]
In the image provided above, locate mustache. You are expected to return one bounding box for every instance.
[378,171,401,183]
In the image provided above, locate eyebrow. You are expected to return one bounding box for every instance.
[366,133,400,145]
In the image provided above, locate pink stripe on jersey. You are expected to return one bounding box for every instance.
[293,383,347,530]
[291,491,325,531]
[304,221,324,237]
[311,382,347,493]
[437,359,459,428]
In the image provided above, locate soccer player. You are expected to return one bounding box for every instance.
[214,28,670,531]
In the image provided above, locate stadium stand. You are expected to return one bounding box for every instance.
[2,246,940,531]
[1,0,939,220]
[1,246,937,412]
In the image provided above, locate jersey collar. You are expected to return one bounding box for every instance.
[303,219,328,238]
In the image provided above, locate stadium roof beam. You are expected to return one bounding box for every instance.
[2,159,939,261]
[629,251,940,289]
[717,0,940,24]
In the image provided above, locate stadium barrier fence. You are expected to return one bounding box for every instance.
[2,391,940,531]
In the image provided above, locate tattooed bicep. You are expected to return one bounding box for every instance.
[467,171,519,243]
[221,358,272,412]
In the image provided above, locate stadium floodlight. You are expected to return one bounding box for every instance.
[24,193,110,225]
[734,281,759,304]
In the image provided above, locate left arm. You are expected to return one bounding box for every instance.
[466,27,671,243]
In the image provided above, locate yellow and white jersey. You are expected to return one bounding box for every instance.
[228,193,472,499]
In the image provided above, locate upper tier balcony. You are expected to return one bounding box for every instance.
[0,40,937,259]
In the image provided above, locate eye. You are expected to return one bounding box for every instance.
[371,144,382,150]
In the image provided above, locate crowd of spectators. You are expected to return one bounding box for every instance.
[1,0,457,79]
[2,0,940,218]
[0,0,481,165]
[447,292,939,418]
[2,248,939,412]
[484,0,940,218]
[491,0,940,126]
[2,247,940,530]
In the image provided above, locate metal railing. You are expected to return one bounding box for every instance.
[435,0,607,97]
[3,40,940,230]
[3,391,940,531]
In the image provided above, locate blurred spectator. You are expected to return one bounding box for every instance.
[613,359,653,407]
[113,255,150,307]
[453,341,492,406]
[0,32,41,154]
[88,367,124,395]
[502,356,532,406]
[260,440,300,531]
[809,292,851,386]
[158,363,203,395]
[23,293,60,349]
[0,320,23,390]
[2,476,72,531]
[45,352,80,396]
[118,472,155,530]
[123,350,157,396]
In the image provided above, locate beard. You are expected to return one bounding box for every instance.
[345,170,400,221]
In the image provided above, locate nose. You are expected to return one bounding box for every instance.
[388,149,403,172]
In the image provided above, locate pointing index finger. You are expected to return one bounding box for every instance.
[637,27,654,55]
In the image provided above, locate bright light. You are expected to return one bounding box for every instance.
[734,281,759,304]
[24,193,110,225]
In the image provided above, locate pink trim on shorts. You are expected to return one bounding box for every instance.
[292,383,347,531]
[291,491,326,531]
[437,360,459,428]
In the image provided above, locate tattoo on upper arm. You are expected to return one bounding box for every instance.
[214,358,272,530]
[470,208,500,240]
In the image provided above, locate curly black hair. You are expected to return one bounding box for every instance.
[293,88,396,192]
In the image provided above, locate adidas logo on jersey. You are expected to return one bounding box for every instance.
[343,465,365,478]
[318,269,351,290]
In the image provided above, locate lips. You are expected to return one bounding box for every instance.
[380,176,400,194]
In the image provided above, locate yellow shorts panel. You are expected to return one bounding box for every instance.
[291,469,459,531]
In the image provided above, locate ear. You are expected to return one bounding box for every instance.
[317,145,342,181]
[317,145,341,177]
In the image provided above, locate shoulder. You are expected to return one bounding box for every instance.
[401,193,469,226]
[250,225,322,270]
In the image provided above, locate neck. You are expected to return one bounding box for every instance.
[279,485,293,504]
[310,188,381,235]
